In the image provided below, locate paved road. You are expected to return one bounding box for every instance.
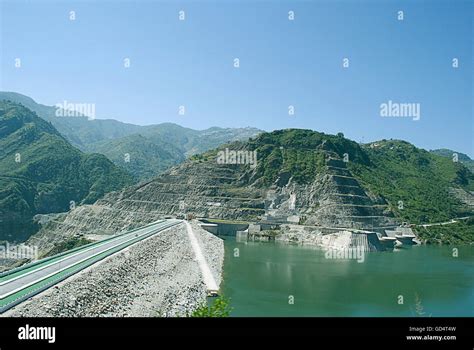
[418,217,470,228]
[0,219,181,312]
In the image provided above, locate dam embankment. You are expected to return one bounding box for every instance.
[4,221,224,317]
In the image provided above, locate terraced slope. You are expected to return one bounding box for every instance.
[29,129,474,253]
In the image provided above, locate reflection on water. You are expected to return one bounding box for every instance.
[221,238,474,316]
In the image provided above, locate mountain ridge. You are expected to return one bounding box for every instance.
[0,101,133,242]
[0,92,263,180]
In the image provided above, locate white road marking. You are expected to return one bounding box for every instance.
[184,221,219,294]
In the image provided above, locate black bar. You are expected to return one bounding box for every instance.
[0,317,472,348]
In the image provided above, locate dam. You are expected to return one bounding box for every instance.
[197,218,416,251]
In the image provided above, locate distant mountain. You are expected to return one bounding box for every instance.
[430,148,474,173]
[83,134,185,181]
[0,92,143,149]
[140,123,262,157]
[31,130,474,254]
[0,92,262,180]
[0,101,133,242]
[83,124,261,181]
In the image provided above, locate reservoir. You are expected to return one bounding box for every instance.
[221,238,474,316]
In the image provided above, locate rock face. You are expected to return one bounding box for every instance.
[28,160,265,255]
[450,188,474,208]
[5,222,224,317]
[263,158,395,230]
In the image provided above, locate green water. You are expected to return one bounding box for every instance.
[221,238,474,316]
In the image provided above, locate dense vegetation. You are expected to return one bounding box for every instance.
[230,129,368,185]
[0,101,133,242]
[416,218,474,245]
[191,296,232,317]
[349,140,474,224]
[430,148,474,173]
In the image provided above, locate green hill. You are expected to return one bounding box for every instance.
[192,130,474,243]
[349,140,474,224]
[0,101,133,242]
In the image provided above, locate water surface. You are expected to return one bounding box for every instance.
[221,238,474,316]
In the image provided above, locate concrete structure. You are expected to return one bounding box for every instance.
[384,226,417,245]
[198,222,218,235]
[236,230,249,242]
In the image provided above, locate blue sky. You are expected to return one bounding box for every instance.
[1,0,472,156]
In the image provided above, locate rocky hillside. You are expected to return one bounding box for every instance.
[29,129,474,252]
[0,101,133,242]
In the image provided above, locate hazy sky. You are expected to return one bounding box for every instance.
[1,0,472,156]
